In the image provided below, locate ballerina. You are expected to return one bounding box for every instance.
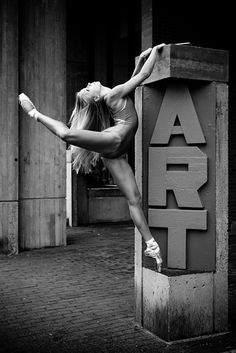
[19,44,165,271]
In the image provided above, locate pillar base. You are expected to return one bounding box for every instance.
[19,198,66,250]
[0,202,18,255]
[142,268,228,342]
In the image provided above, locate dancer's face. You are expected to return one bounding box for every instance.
[80,81,102,102]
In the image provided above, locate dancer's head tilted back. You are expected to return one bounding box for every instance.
[68,82,112,174]
[69,83,111,131]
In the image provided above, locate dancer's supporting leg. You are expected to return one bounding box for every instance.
[103,157,162,271]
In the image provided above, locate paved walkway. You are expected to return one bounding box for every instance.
[0,224,236,353]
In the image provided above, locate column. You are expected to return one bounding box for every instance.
[0,0,19,254]
[19,0,66,249]
[135,44,228,341]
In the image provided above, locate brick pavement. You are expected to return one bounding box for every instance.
[0,224,236,353]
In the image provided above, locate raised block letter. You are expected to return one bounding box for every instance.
[150,82,206,145]
[149,147,208,208]
[148,208,207,269]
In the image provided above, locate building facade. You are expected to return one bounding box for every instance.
[0,0,232,252]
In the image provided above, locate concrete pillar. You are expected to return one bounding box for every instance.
[66,150,72,227]
[135,44,229,341]
[19,0,66,249]
[0,0,19,254]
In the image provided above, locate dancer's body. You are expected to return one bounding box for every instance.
[19,44,165,271]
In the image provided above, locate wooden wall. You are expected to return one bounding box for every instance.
[0,0,19,254]
[19,0,67,249]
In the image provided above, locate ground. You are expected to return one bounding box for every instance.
[0,224,235,353]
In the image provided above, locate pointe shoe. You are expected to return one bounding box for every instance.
[144,239,163,272]
[19,93,36,114]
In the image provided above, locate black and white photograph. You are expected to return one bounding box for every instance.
[0,1,234,352]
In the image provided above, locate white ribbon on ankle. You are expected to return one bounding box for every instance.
[28,108,39,121]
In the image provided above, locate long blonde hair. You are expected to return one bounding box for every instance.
[69,91,112,174]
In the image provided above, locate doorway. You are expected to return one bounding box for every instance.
[66,0,141,226]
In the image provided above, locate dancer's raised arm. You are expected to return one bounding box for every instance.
[131,47,152,78]
[105,43,165,103]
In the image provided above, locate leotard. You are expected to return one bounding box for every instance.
[101,96,138,159]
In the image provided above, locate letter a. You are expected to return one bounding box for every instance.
[150,82,206,144]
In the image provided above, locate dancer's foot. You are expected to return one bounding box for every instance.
[144,238,162,272]
[19,93,39,120]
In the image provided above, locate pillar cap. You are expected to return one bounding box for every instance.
[142,44,228,84]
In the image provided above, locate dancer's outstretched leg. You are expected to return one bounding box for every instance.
[103,157,162,272]
[19,93,121,155]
